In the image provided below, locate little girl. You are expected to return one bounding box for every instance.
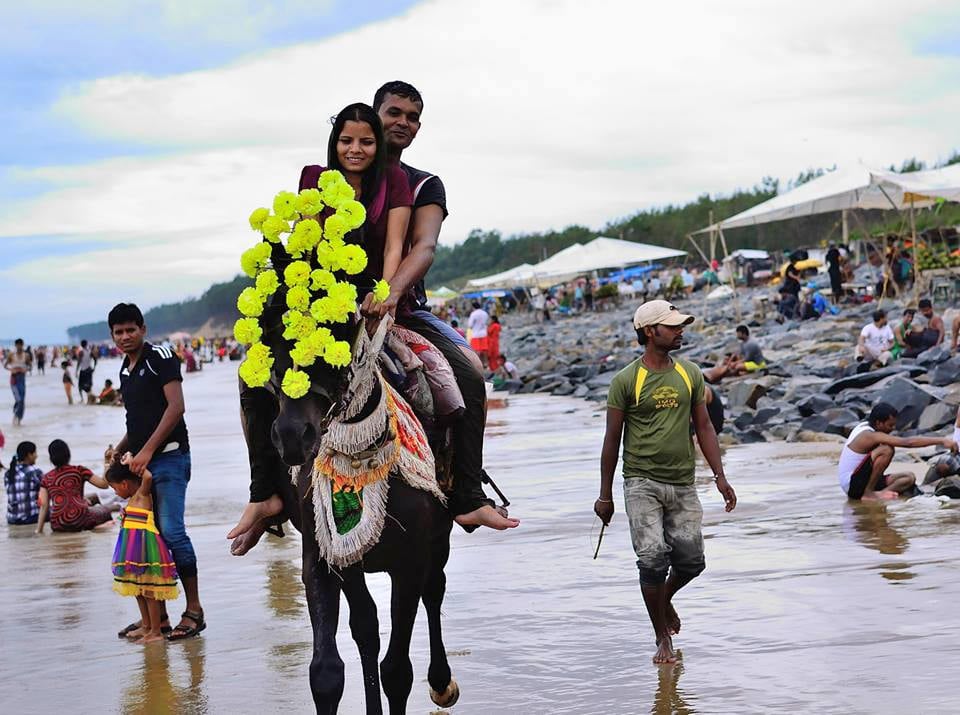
[107,455,179,644]
[61,361,73,405]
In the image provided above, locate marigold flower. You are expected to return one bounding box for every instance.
[239,342,274,388]
[286,219,322,258]
[310,268,336,292]
[273,191,299,221]
[255,269,279,297]
[281,368,311,399]
[339,243,368,275]
[237,287,265,317]
[233,317,262,345]
[323,213,349,242]
[283,260,311,288]
[240,242,272,278]
[248,207,270,231]
[296,188,324,216]
[327,281,358,306]
[286,285,311,311]
[282,310,316,341]
[372,279,390,303]
[261,216,290,243]
[337,200,366,230]
[310,296,354,324]
[289,341,317,368]
[323,340,352,368]
[316,240,343,272]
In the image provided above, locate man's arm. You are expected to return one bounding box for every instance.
[934,317,945,345]
[127,381,184,475]
[856,432,956,452]
[692,401,736,511]
[595,407,625,525]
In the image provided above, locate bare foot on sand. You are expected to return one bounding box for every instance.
[137,632,166,645]
[666,603,681,635]
[227,495,284,556]
[862,490,898,501]
[653,636,678,665]
[125,625,149,640]
[455,504,520,531]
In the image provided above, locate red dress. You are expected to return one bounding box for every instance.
[41,465,113,531]
[487,322,501,371]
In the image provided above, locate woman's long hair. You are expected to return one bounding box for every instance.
[6,440,36,478]
[326,103,386,208]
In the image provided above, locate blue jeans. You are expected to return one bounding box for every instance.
[411,309,469,349]
[10,373,25,420]
[150,450,197,578]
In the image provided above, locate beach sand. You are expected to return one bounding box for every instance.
[2,359,960,713]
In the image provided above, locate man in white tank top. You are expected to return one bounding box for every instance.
[838,402,957,500]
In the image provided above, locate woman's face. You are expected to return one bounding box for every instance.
[336,120,376,175]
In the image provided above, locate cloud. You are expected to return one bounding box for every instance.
[2,0,960,340]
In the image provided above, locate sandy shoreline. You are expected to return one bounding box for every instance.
[2,360,960,713]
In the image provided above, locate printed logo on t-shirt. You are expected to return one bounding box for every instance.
[651,385,680,410]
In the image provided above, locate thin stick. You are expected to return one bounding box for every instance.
[593,522,606,560]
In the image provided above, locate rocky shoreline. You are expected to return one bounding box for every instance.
[498,290,960,448]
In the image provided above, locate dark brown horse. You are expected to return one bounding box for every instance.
[259,298,460,715]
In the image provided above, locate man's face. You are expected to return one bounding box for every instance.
[377,93,422,152]
[876,316,887,327]
[877,416,897,434]
[737,331,747,342]
[647,323,684,351]
[921,306,933,319]
[111,322,146,354]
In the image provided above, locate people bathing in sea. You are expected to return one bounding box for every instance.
[36,440,119,534]
[76,339,96,403]
[837,403,957,501]
[595,300,736,665]
[107,456,180,644]
[855,310,894,367]
[5,441,43,525]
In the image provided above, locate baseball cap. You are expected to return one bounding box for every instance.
[633,300,695,329]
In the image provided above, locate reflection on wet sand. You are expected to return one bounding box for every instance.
[121,638,208,715]
[651,660,693,715]
[844,501,917,582]
[265,557,306,620]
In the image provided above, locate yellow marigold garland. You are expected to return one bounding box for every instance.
[238,169,391,398]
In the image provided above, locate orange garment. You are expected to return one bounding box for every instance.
[487,322,501,371]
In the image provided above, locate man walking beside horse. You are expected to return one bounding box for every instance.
[229,80,518,554]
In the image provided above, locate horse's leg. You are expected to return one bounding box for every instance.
[302,489,345,714]
[342,572,383,715]
[380,565,426,715]
[423,521,459,708]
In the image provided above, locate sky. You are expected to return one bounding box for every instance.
[1,0,959,343]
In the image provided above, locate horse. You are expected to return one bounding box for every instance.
[258,298,461,715]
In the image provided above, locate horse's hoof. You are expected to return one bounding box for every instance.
[430,677,460,708]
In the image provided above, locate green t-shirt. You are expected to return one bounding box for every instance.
[607,356,705,486]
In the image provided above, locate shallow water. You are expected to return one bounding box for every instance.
[2,361,960,714]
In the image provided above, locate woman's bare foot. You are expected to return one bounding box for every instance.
[227,495,284,555]
[666,603,681,635]
[125,625,149,640]
[137,632,166,644]
[653,636,678,664]
[454,504,520,530]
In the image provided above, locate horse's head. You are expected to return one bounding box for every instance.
[258,287,372,467]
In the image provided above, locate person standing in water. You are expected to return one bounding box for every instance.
[4,338,29,425]
[594,300,736,665]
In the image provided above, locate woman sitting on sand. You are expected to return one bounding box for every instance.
[36,440,119,533]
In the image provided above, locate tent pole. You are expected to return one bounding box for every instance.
[841,209,849,245]
[911,198,919,301]
[708,210,716,263]
[718,227,741,323]
[686,234,710,264]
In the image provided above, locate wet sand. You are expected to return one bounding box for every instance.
[3,360,960,714]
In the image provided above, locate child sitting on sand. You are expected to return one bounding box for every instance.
[107,454,179,644]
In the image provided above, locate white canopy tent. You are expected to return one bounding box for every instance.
[870,164,960,204]
[464,263,537,289]
[464,237,686,290]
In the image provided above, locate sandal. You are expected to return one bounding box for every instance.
[166,610,206,641]
[118,620,172,638]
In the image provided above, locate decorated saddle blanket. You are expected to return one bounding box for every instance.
[383,325,465,422]
[308,373,446,568]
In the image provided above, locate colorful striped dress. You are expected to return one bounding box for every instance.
[111,506,179,600]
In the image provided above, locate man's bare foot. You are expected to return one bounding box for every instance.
[454,504,520,530]
[227,495,284,555]
[653,636,678,664]
[666,603,681,635]
[862,490,898,501]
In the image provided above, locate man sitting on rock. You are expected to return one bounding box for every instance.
[855,310,894,367]
[837,402,956,500]
[923,405,960,485]
[903,298,944,357]
[730,325,766,374]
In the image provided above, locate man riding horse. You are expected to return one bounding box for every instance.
[228,80,519,554]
